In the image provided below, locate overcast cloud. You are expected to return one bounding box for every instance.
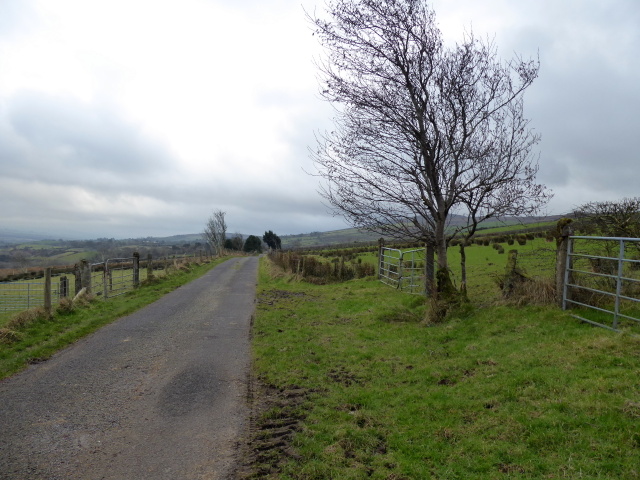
[1,0,638,239]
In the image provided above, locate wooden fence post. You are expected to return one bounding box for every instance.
[44,267,52,316]
[555,218,574,307]
[133,252,140,287]
[147,253,154,281]
[60,276,68,298]
[103,263,109,299]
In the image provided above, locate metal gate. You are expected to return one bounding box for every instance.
[563,236,640,332]
[91,257,138,298]
[379,247,426,294]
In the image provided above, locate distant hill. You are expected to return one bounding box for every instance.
[280,215,564,248]
[1,214,565,252]
[281,228,381,248]
[0,228,59,245]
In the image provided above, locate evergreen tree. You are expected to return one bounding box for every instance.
[243,235,262,253]
[262,230,282,249]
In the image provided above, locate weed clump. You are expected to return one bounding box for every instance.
[55,297,75,315]
[6,307,49,330]
[0,328,22,344]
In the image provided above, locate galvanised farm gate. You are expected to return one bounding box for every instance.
[562,236,640,332]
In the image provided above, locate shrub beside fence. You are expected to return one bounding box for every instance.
[269,250,375,283]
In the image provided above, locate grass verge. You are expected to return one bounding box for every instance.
[249,257,640,479]
[0,256,230,380]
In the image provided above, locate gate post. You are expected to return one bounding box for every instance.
[74,263,82,294]
[103,262,109,299]
[81,260,92,294]
[378,238,385,279]
[555,219,574,308]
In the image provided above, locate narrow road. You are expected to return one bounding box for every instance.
[0,256,258,480]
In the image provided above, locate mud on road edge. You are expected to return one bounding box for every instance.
[234,376,311,479]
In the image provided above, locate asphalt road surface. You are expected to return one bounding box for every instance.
[0,256,258,480]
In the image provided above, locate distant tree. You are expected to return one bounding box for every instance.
[203,210,227,257]
[243,235,263,253]
[309,0,550,295]
[263,230,282,249]
[574,197,640,238]
[228,233,244,251]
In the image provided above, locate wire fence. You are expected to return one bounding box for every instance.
[0,273,75,313]
[0,253,212,314]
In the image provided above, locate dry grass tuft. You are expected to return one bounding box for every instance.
[6,307,48,330]
[55,297,75,315]
[0,327,22,344]
[510,277,556,305]
[73,291,96,308]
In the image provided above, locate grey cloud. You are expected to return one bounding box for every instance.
[4,91,174,177]
[496,1,640,205]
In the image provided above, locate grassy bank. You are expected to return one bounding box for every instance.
[0,256,230,379]
[251,258,640,479]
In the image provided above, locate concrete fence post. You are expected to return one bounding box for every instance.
[81,260,92,294]
[74,263,82,294]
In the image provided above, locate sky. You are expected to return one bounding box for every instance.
[0,0,638,240]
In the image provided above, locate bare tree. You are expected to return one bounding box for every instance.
[309,0,550,293]
[203,210,227,257]
[225,233,244,251]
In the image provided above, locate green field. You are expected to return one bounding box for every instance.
[246,253,640,479]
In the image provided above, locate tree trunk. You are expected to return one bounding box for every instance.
[459,244,468,298]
